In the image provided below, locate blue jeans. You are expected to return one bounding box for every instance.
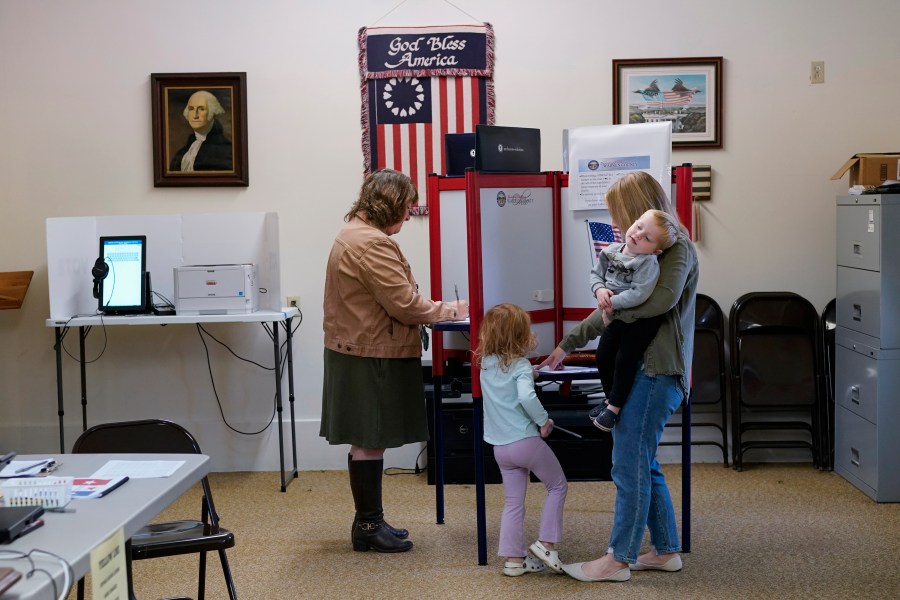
[607,371,683,563]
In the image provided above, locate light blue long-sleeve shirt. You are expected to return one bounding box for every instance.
[480,355,549,446]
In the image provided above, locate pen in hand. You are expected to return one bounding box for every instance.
[452,283,464,320]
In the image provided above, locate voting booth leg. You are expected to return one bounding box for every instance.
[474,396,488,565]
[433,374,446,524]
[682,397,692,553]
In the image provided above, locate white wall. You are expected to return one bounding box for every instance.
[2,0,899,470]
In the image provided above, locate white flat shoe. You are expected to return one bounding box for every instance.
[562,562,630,582]
[529,540,563,573]
[503,556,546,577]
[631,554,683,572]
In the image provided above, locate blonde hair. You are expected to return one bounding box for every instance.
[475,303,537,371]
[606,172,687,237]
[644,209,679,251]
[345,169,418,228]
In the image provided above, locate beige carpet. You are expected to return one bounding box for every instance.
[83,464,900,599]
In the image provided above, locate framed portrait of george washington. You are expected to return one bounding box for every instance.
[151,72,249,187]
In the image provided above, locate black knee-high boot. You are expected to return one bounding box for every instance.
[348,454,409,540]
[349,458,413,553]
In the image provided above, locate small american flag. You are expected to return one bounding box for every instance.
[587,221,622,261]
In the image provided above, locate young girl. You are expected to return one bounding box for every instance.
[476,303,568,576]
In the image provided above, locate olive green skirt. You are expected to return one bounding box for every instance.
[320,348,429,448]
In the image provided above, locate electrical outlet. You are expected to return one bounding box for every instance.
[287,296,301,309]
[810,61,825,84]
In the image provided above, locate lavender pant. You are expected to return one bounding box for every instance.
[493,435,568,558]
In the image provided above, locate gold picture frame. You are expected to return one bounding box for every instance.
[151,72,249,187]
[613,57,723,149]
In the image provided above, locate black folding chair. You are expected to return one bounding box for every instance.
[72,419,237,600]
[729,292,824,471]
[661,293,729,465]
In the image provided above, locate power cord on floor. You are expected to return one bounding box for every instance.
[385,445,428,476]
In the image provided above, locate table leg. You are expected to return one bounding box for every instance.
[272,322,288,492]
[79,326,89,433]
[285,318,298,483]
[474,395,487,566]
[125,538,138,600]
[54,327,65,453]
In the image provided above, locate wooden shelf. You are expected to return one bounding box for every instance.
[0,271,34,309]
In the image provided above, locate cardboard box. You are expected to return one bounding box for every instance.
[831,153,900,187]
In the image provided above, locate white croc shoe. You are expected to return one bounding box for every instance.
[529,540,564,573]
[503,556,546,577]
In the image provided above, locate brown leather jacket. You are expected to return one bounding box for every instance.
[323,217,458,358]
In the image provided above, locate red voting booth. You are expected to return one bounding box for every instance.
[428,166,694,565]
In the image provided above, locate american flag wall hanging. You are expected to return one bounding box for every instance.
[359,23,495,215]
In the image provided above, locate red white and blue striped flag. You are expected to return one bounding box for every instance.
[587,220,622,261]
[359,24,495,213]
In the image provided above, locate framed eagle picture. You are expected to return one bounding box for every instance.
[612,57,723,149]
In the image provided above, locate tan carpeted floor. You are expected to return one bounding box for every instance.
[83,464,900,600]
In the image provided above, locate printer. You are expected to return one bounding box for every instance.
[174,264,259,315]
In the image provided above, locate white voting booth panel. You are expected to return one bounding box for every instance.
[46,212,282,319]
[429,173,562,359]
[475,185,557,358]
[435,187,471,352]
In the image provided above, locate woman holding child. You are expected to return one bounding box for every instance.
[538,171,699,582]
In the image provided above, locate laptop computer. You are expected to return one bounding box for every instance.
[475,124,541,173]
[444,133,476,177]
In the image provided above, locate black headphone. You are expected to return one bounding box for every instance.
[92,257,109,299]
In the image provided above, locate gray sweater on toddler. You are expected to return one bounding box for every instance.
[589,242,660,310]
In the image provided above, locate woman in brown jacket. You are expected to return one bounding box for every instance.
[321,169,468,553]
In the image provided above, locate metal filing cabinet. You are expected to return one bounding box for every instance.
[834,194,900,501]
